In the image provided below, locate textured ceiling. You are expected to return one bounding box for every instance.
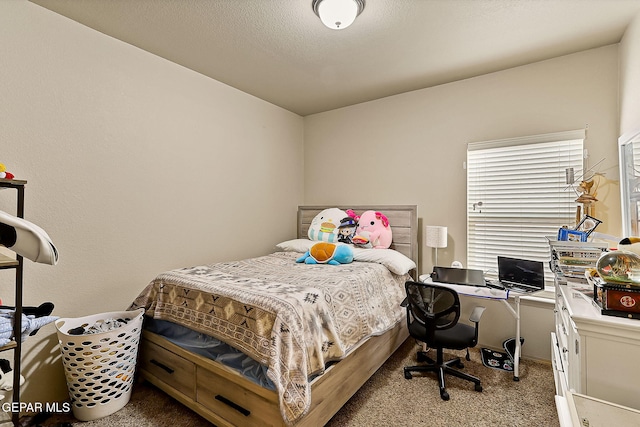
[29,0,640,116]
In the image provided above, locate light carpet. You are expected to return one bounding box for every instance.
[35,338,559,427]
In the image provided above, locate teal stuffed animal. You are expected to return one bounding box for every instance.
[296,242,353,265]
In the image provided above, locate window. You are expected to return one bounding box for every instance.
[619,128,640,237]
[467,130,585,283]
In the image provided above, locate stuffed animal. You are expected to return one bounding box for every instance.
[337,216,357,244]
[0,163,14,180]
[296,242,353,265]
[351,230,373,248]
[307,208,347,243]
[345,209,370,248]
[351,210,393,249]
[619,237,640,255]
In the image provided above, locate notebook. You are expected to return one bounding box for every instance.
[497,256,545,293]
[431,266,486,287]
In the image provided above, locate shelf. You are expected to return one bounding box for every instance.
[0,253,18,268]
[0,178,27,188]
[0,177,25,427]
[0,342,17,352]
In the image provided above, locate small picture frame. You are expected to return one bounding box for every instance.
[575,215,602,237]
[558,228,587,242]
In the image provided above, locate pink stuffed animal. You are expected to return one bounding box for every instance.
[351,210,392,249]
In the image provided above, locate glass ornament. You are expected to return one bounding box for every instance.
[596,250,640,286]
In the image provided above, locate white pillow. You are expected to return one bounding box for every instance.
[275,239,416,275]
[351,247,416,275]
[276,239,316,253]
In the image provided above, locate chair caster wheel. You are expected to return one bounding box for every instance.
[475,384,483,392]
[440,391,449,401]
[417,351,429,362]
[404,370,412,379]
[456,361,464,369]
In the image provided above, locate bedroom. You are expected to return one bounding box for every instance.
[1,0,640,425]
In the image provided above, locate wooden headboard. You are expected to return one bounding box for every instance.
[297,205,419,275]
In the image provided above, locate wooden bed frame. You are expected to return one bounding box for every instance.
[137,205,418,427]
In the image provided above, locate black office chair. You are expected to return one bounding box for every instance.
[402,281,485,400]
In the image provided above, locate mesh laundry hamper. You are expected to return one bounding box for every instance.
[55,308,144,421]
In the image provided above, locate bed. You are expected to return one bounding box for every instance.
[130,205,418,427]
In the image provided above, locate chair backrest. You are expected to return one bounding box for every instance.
[405,281,461,339]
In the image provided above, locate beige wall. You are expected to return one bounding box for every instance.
[620,11,640,135]
[0,0,304,414]
[304,45,621,278]
[304,45,621,359]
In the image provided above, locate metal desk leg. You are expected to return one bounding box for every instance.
[500,295,521,381]
[513,296,521,381]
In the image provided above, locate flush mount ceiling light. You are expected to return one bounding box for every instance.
[312,0,365,30]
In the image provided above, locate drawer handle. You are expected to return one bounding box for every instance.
[150,359,175,374]
[215,394,251,417]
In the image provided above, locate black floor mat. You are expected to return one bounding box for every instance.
[480,337,525,372]
[480,347,513,371]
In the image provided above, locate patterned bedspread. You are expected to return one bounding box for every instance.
[129,251,408,425]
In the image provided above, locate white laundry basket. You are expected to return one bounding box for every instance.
[55,308,144,421]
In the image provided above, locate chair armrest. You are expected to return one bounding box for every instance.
[469,306,486,323]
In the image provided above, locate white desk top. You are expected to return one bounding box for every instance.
[420,275,509,300]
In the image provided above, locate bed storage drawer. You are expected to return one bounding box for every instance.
[196,366,280,427]
[139,340,196,399]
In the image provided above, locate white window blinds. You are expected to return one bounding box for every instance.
[467,130,585,281]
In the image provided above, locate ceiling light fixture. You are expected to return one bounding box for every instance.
[312,0,365,30]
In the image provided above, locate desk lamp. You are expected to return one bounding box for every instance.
[426,225,447,267]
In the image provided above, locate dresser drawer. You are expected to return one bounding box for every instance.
[555,292,570,352]
[196,365,280,427]
[551,332,568,396]
[139,340,196,399]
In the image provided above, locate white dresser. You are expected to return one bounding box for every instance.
[552,283,640,411]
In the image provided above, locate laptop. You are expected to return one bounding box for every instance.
[496,256,545,293]
[431,266,486,287]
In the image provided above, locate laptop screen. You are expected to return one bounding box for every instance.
[497,256,545,289]
[432,266,486,287]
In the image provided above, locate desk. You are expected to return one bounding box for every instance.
[419,275,525,381]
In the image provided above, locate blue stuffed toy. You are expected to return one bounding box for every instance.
[296,242,353,265]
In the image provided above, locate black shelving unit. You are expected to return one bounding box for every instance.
[0,177,26,427]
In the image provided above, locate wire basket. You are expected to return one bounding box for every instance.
[547,238,608,283]
[55,308,144,421]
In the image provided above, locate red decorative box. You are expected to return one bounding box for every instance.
[594,281,640,318]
